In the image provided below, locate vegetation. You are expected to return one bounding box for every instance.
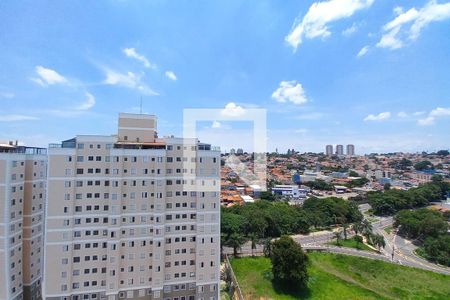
[303,179,334,191]
[369,182,449,215]
[346,177,369,188]
[414,160,434,171]
[231,253,450,299]
[389,158,413,170]
[394,209,448,240]
[437,150,449,156]
[328,236,375,252]
[394,208,449,266]
[271,236,309,288]
[221,198,362,256]
[348,170,359,177]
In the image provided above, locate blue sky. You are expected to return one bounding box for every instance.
[1,0,449,153]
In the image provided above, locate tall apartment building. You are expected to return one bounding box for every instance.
[346,144,355,156]
[0,142,47,300]
[43,113,221,300]
[325,145,333,156]
[335,145,344,156]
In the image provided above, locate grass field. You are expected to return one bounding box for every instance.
[230,253,450,300]
[328,236,376,252]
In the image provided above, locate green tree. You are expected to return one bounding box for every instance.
[262,237,273,257]
[361,219,373,239]
[349,170,359,177]
[271,236,309,288]
[394,208,448,240]
[436,150,449,156]
[226,233,246,257]
[354,235,364,248]
[333,230,343,246]
[371,234,386,252]
[249,233,258,257]
[384,183,391,190]
[414,160,433,171]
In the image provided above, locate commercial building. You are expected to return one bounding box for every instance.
[325,145,333,156]
[335,145,344,156]
[346,144,355,156]
[43,113,221,300]
[0,142,47,300]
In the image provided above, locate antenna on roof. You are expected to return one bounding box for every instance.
[140,96,143,114]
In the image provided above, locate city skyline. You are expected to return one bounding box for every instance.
[1,1,450,153]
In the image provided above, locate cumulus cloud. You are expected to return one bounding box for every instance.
[418,107,450,125]
[357,45,369,57]
[31,66,68,86]
[377,1,450,50]
[123,48,155,69]
[364,111,391,121]
[285,0,374,50]
[165,70,177,81]
[76,92,96,110]
[103,68,158,96]
[221,102,245,117]
[272,81,308,105]
[0,114,39,122]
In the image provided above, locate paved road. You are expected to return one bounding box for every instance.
[223,203,450,275]
[360,204,450,275]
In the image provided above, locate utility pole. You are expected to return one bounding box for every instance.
[140,96,143,114]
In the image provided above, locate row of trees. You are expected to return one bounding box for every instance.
[394,208,449,266]
[369,181,449,215]
[333,219,386,252]
[221,197,363,255]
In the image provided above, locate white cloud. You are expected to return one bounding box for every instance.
[123,48,155,69]
[221,102,245,117]
[357,45,369,57]
[285,0,374,50]
[272,81,308,105]
[377,1,450,50]
[31,66,68,86]
[165,70,177,81]
[418,116,435,125]
[418,107,450,125]
[394,6,404,16]
[103,68,158,96]
[363,111,391,121]
[76,92,96,110]
[342,23,359,36]
[0,114,39,122]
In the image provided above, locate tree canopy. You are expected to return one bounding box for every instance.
[369,182,448,215]
[271,236,309,288]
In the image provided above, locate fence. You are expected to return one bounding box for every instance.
[223,254,245,300]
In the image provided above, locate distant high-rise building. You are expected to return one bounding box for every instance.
[0,142,47,300]
[336,144,344,156]
[325,145,333,156]
[236,148,244,155]
[230,148,236,155]
[346,144,355,156]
